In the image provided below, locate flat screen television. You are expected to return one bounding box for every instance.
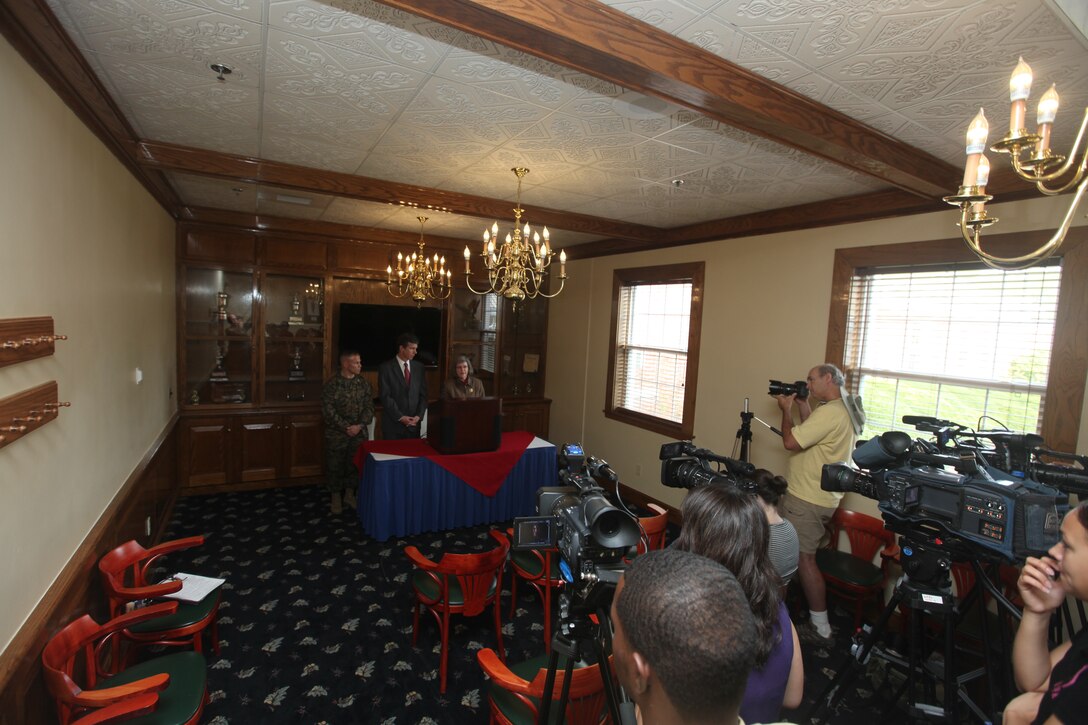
[338,303,444,368]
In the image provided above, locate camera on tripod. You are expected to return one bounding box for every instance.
[820,416,1068,562]
[768,379,809,400]
[513,443,640,595]
[659,440,755,489]
[904,414,1088,496]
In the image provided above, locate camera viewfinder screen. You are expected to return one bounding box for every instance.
[513,517,556,548]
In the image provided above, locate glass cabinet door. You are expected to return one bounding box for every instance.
[499,296,546,397]
[449,289,498,393]
[183,268,254,406]
[263,274,325,404]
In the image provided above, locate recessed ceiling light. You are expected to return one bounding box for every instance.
[671,179,685,187]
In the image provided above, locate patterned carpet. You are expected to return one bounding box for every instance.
[158,484,987,724]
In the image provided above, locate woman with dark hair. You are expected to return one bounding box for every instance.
[1006,501,1088,724]
[752,469,800,584]
[674,484,804,722]
[441,355,485,399]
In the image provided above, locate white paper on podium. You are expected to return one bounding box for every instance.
[160,572,225,603]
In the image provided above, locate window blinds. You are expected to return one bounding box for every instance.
[844,260,1061,435]
[613,281,692,423]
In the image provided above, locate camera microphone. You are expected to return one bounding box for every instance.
[586,456,619,484]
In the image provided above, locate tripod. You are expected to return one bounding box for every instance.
[808,535,1020,724]
[538,585,637,725]
[733,397,783,463]
[734,398,754,462]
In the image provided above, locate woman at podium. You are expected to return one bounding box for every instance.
[442,355,485,399]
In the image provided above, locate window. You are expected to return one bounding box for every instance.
[844,261,1060,435]
[827,231,1088,453]
[605,262,704,438]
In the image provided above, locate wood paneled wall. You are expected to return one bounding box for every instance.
[0,418,179,725]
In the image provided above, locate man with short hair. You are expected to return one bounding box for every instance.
[321,349,374,514]
[378,332,428,440]
[611,549,791,725]
[776,363,857,644]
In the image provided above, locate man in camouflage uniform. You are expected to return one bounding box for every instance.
[322,349,374,514]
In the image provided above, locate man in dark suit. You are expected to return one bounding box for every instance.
[378,332,428,439]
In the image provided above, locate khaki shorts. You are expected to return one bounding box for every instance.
[781,493,837,554]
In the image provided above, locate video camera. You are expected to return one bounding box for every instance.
[513,443,640,601]
[821,417,1068,562]
[903,415,1088,496]
[659,440,755,489]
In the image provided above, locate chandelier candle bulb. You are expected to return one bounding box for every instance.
[963,108,989,186]
[1036,84,1060,155]
[971,155,991,216]
[1009,57,1033,135]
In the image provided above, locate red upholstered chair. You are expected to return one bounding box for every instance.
[406,529,510,693]
[636,504,669,554]
[507,529,565,652]
[477,648,609,725]
[42,602,207,725]
[815,508,898,630]
[98,537,221,665]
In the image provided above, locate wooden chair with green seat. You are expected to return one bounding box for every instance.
[98,536,221,668]
[69,693,159,724]
[477,647,609,725]
[42,602,207,725]
[507,529,565,653]
[815,508,898,631]
[406,529,510,693]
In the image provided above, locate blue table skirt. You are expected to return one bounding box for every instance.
[357,440,557,542]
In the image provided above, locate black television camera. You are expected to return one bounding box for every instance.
[513,443,640,600]
[768,379,809,400]
[659,441,755,489]
[904,415,1088,496]
[821,419,1068,562]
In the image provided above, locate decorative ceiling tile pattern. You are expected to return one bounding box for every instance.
[42,0,1088,245]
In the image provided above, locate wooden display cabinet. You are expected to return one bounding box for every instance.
[179,411,323,490]
[181,268,255,406]
[448,289,499,395]
[261,273,325,405]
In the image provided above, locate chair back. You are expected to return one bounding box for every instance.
[637,504,669,554]
[478,648,608,725]
[828,508,893,563]
[421,530,510,616]
[98,540,153,612]
[42,603,178,725]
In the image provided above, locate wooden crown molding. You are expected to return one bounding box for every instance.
[382,0,959,198]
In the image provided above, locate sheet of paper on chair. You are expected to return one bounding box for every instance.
[161,572,225,602]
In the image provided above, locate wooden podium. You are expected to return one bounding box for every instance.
[427,397,503,454]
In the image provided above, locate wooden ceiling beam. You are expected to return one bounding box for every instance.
[135,140,662,242]
[385,0,959,199]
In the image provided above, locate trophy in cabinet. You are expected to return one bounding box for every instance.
[215,290,229,321]
[210,345,229,381]
[288,293,304,326]
[289,346,306,381]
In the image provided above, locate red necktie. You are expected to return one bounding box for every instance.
[403,361,410,386]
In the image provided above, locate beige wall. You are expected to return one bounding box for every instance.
[546,195,1088,517]
[0,39,176,652]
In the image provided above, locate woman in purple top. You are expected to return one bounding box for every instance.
[674,484,804,723]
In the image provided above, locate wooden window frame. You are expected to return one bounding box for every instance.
[825,229,1088,454]
[604,262,705,439]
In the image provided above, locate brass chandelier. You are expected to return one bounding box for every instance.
[386,216,451,306]
[463,167,566,302]
[944,57,1088,270]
